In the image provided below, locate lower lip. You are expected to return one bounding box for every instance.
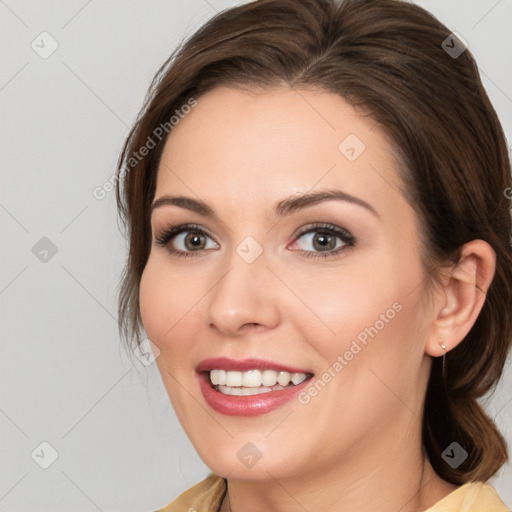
[197,372,312,417]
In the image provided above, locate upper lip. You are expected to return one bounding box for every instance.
[196,357,313,375]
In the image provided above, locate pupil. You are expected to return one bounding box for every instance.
[314,233,334,250]
[186,233,204,250]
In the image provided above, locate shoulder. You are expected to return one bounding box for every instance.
[154,477,510,512]
[155,473,227,512]
[426,481,510,512]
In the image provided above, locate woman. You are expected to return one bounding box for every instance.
[115,0,512,510]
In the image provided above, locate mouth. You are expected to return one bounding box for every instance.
[208,369,312,396]
[195,358,314,416]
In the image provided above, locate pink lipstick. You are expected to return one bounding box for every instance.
[196,357,313,417]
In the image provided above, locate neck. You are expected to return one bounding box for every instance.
[220,420,458,512]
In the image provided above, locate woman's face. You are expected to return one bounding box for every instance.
[139,86,436,481]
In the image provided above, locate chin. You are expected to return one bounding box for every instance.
[188,432,311,482]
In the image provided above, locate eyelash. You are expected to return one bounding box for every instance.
[154,222,356,259]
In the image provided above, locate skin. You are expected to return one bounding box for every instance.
[139,86,496,512]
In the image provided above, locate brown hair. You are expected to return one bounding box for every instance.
[115,0,512,484]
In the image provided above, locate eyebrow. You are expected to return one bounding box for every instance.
[150,189,380,219]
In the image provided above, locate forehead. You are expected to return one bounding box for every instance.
[155,85,404,219]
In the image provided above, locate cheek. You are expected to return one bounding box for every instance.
[139,257,201,346]
[298,282,400,368]
[294,245,425,365]
[139,261,163,340]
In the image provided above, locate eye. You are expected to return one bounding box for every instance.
[154,222,356,259]
[154,223,218,257]
[289,222,355,258]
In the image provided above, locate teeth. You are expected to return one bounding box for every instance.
[208,369,308,389]
[225,371,243,387]
[262,369,277,386]
[242,370,262,387]
[216,384,289,396]
[277,371,291,386]
[291,372,307,385]
[210,369,226,385]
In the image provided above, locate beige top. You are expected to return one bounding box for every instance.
[156,473,510,511]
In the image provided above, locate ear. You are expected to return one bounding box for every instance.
[425,239,496,357]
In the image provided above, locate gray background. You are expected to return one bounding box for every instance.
[1,1,511,510]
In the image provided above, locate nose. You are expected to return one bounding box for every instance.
[203,247,281,337]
